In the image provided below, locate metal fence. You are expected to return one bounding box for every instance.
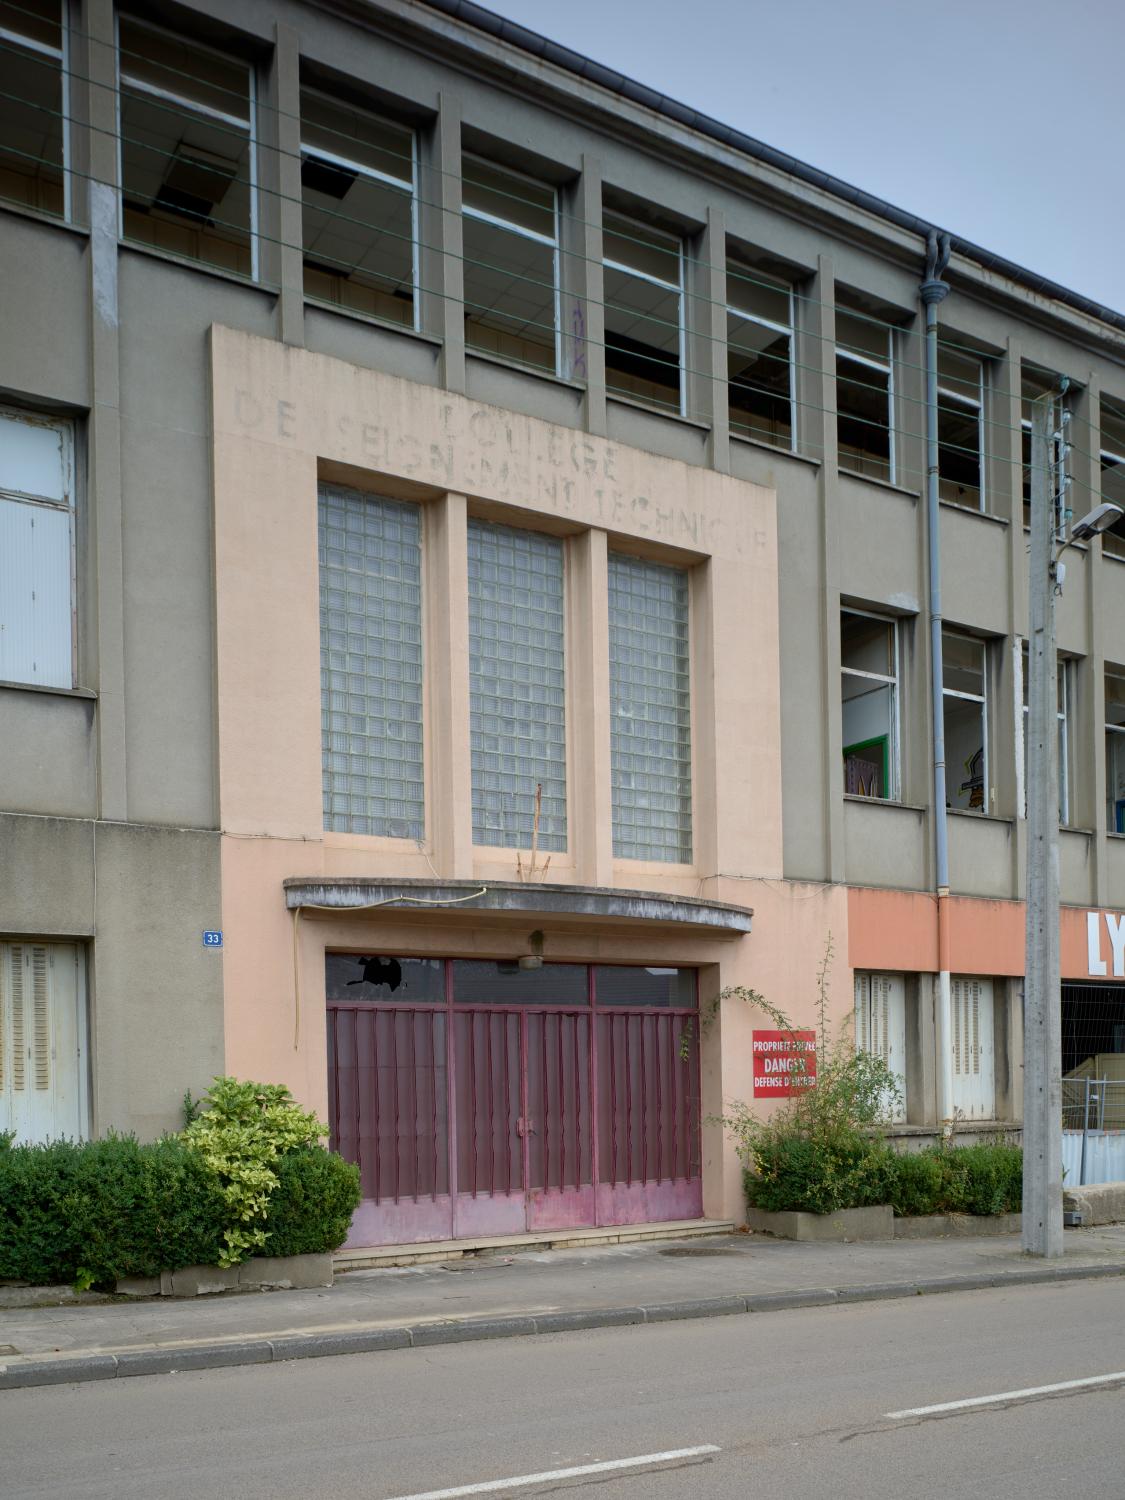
[1061,1076,1125,1187]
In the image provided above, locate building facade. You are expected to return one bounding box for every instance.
[2,0,1125,1242]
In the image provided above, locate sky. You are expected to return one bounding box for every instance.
[472,0,1125,315]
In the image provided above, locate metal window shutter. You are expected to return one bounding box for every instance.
[0,498,73,688]
[10,944,25,1093]
[32,947,50,1091]
[0,945,6,1095]
[854,973,870,1052]
[951,978,962,1076]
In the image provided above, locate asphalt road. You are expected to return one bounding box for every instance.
[5,1279,1125,1499]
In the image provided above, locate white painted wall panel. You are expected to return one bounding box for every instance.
[0,410,66,501]
[0,497,73,687]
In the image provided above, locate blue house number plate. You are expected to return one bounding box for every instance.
[202,930,224,947]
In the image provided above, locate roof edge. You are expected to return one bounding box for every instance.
[416,0,1125,336]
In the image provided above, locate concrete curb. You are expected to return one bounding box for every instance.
[3,1260,1124,1391]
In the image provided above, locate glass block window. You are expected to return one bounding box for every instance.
[608,553,692,863]
[468,519,567,851]
[319,483,424,838]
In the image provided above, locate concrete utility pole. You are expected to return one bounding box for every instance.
[1022,393,1064,1258]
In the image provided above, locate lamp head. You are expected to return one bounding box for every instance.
[1071,501,1124,541]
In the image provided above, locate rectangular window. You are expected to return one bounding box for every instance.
[841,610,898,799]
[0,0,66,216]
[608,553,692,863]
[1020,641,1070,823]
[938,346,984,508]
[950,976,995,1119]
[1021,369,1062,529]
[836,308,894,483]
[301,89,416,327]
[1106,667,1125,833]
[853,972,906,1122]
[0,941,86,1144]
[468,519,567,852]
[0,406,74,688]
[119,16,255,276]
[462,156,558,373]
[727,258,794,450]
[318,483,424,839]
[1100,400,1125,561]
[943,631,988,813]
[603,209,684,415]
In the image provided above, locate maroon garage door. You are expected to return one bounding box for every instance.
[327,957,702,1248]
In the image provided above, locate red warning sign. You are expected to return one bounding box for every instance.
[752,1030,817,1097]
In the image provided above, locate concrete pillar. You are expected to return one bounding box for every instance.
[561,154,606,436]
[266,22,305,346]
[999,339,1028,894]
[568,528,613,885]
[426,493,473,876]
[420,94,464,394]
[692,207,729,473]
[83,0,127,823]
[803,256,845,883]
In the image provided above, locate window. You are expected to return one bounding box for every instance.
[318,483,424,838]
[608,553,692,862]
[1021,368,1064,529]
[0,942,86,1144]
[0,0,66,216]
[836,308,894,482]
[603,209,684,415]
[950,976,995,1119]
[727,257,794,449]
[1019,641,1071,823]
[841,610,899,799]
[0,407,74,689]
[943,631,988,813]
[1099,400,1125,561]
[1106,667,1125,833]
[119,16,255,276]
[468,519,567,851]
[938,346,984,508]
[462,156,558,373]
[301,90,416,327]
[853,972,906,1121]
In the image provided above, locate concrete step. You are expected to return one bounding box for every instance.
[334,1218,736,1271]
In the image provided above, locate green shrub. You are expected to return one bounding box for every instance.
[263,1148,361,1257]
[881,1143,1022,1217]
[744,1130,894,1215]
[0,1135,227,1286]
[884,1149,945,1217]
[180,1077,328,1266]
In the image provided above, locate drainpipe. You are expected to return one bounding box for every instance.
[921,231,954,1126]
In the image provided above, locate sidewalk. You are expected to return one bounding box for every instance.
[3,1224,1125,1391]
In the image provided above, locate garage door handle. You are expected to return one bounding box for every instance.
[517,1117,536,1138]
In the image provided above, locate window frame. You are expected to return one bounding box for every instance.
[1098,403,1125,560]
[461,151,561,375]
[942,629,989,814]
[602,208,687,418]
[1106,666,1125,834]
[1018,639,1071,824]
[300,84,420,332]
[0,404,77,690]
[840,606,900,801]
[835,316,896,485]
[115,11,259,280]
[937,351,985,511]
[0,0,71,220]
[726,266,796,453]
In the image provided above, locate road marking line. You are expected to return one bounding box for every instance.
[886,1371,1125,1419]
[381,1445,721,1499]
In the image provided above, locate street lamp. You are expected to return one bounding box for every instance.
[1022,395,1121,1258]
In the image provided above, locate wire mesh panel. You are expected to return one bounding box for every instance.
[318,483,424,838]
[468,519,567,851]
[607,553,692,863]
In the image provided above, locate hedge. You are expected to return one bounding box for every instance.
[0,1135,360,1287]
[744,1138,1023,1217]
